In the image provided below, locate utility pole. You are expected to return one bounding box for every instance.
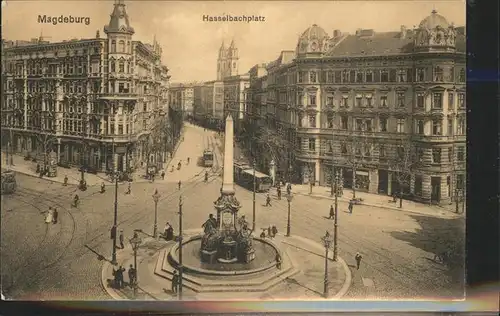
[178,195,183,300]
[333,171,339,262]
[111,138,118,265]
[252,159,256,232]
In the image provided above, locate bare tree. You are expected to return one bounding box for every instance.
[35,132,57,166]
[389,135,421,208]
[254,126,290,170]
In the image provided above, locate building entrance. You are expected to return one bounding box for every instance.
[378,170,388,194]
[431,177,441,204]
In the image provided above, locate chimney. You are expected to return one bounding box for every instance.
[96,30,100,38]
[400,25,407,38]
[355,28,362,36]
[333,29,342,38]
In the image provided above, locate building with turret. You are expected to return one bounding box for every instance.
[245,10,466,205]
[1,0,171,172]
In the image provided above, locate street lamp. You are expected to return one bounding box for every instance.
[111,138,119,265]
[177,195,184,300]
[129,229,142,299]
[321,230,334,298]
[152,189,161,239]
[333,171,339,262]
[286,192,293,237]
[252,159,256,232]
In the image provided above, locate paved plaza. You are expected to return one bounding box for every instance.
[1,124,465,300]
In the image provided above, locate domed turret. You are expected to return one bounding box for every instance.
[296,24,330,57]
[414,10,456,52]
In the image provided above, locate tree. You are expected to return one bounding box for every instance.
[389,135,422,208]
[35,132,57,166]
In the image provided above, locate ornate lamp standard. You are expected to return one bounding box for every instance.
[129,229,142,299]
[321,230,334,298]
[286,192,293,237]
[152,189,161,239]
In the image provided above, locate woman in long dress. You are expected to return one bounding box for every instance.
[45,209,53,224]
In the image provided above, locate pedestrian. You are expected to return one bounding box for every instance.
[119,230,124,249]
[265,193,272,207]
[73,194,79,208]
[116,265,125,288]
[187,157,190,165]
[52,208,58,224]
[260,229,266,238]
[151,173,155,182]
[355,252,363,270]
[178,180,182,190]
[101,182,106,193]
[275,253,282,270]
[161,170,165,180]
[126,182,131,195]
[171,270,179,293]
[348,200,353,214]
[267,226,272,238]
[128,264,136,287]
[277,187,281,200]
[328,205,335,219]
[271,225,278,237]
[63,175,68,186]
[45,207,53,224]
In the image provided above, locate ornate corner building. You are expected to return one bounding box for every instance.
[1,0,172,172]
[245,10,466,205]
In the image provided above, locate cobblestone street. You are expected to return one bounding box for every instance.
[1,124,465,300]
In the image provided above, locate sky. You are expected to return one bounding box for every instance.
[3,0,465,83]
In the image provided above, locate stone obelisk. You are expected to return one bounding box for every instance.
[221,114,235,195]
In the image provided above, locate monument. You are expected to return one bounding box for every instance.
[200,114,256,264]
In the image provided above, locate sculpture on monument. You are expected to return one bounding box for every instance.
[199,114,256,264]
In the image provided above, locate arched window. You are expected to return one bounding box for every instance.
[111,40,116,53]
[119,40,125,53]
[119,61,124,73]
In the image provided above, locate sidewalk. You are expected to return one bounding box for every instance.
[291,184,463,219]
[101,229,352,300]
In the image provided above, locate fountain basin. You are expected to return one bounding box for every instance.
[168,235,279,276]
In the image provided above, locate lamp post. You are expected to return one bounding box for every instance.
[333,171,339,262]
[286,192,293,237]
[252,159,256,232]
[129,229,142,299]
[177,195,184,300]
[111,138,118,265]
[321,230,334,298]
[152,189,161,239]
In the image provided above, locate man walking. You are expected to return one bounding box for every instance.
[265,193,272,207]
[119,230,124,249]
[52,208,58,224]
[277,186,282,200]
[328,205,335,219]
[171,270,179,293]
[126,182,131,195]
[161,170,165,180]
[128,264,137,287]
[116,265,126,288]
[355,252,363,270]
[348,200,354,214]
[178,180,182,190]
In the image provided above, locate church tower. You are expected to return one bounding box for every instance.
[227,39,239,77]
[217,41,226,80]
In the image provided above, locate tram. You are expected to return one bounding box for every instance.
[234,162,273,192]
[203,150,214,167]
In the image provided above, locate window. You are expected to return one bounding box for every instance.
[366,94,373,107]
[389,69,397,82]
[432,119,442,135]
[356,71,363,83]
[433,66,444,81]
[127,41,131,53]
[456,174,465,190]
[118,40,125,52]
[458,93,465,108]
[308,138,315,151]
[309,71,317,83]
[341,95,349,107]
[349,70,356,83]
[397,118,405,133]
[341,143,347,154]
[380,95,388,107]
[326,96,334,106]
[416,148,424,162]
[448,118,453,135]
[397,69,406,82]
[341,116,348,130]
[297,93,303,106]
[327,113,334,128]
[414,175,423,196]
[365,71,373,82]
[416,68,425,81]
[381,70,389,82]
[118,124,123,135]
[233,62,236,68]
[326,71,334,83]
[119,61,124,73]
[111,40,116,53]
[308,94,316,106]
[379,117,387,132]
[397,92,405,107]
[416,92,424,108]
[334,71,341,83]
[457,117,465,134]
[308,115,316,127]
[297,72,304,83]
[355,95,363,107]
[364,145,371,157]
[416,120,424,134]
[448,147,453,162]
[356,119,363,131]
[432,148,441,163]
[396,146,404,159]
[110,61,115,72]
[432,92,442,109]
[365,119,372,131]
[448,92,454,108]
[379,145,386,158]
[458,68,465,82]
[342,70,349,83]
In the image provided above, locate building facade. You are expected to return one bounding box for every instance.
[245,10,466,205]
[1,0,171,172]
[169,83,195,118]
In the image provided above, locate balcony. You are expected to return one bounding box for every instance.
[297,127,321,134]
[99,93,138,100]
[411,134,452,142]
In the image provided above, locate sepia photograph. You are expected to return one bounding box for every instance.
[1,0,466,302]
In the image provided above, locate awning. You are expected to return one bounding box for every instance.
[356,170,369,176]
